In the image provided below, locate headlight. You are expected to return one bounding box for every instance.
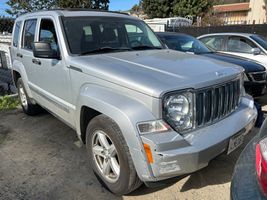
[163,92,194,133]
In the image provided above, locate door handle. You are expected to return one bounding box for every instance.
[32,58,41,65]
[16,53,23,58]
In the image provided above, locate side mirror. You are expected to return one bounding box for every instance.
[33,42,60,59]
[251,48,261,55]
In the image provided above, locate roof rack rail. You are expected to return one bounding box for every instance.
[19,8,130,16]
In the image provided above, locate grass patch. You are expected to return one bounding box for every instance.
[0,95,20,111]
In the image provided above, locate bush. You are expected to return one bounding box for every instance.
[0,95,19,110]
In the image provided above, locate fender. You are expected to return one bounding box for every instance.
[75,84,158,181]
[12,60,33,98]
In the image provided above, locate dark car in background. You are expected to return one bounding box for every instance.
[0,51,15,95]
[231,119,267,200]
[156,32,267,97]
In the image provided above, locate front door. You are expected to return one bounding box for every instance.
[225,36,267,66]
[30,17,74,126]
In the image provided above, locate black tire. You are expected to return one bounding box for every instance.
[86,114,142,195]
[17,78,42,116]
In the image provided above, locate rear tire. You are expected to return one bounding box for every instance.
[17,78,42,116]
[86,114,142,195]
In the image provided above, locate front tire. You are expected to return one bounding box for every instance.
[86,114,142,195]
[17,78,42,115]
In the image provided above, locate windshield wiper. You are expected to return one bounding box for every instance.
[80,47,132,55]
[131,45,163,50]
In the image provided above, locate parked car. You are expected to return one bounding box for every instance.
[0,51,16,95]
[198,33,267,69]
[11,10,257,195]
[231,119,267,199]
[157,32,267,97]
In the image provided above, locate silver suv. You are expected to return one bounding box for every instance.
[10,10,257,195]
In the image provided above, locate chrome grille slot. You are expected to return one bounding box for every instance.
[195,79,240,128]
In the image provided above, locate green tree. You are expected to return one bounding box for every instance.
[130,4,140,13]
[6,0,110,16]
[172,0,213,18]
[142,0,173,18]
[57,0,92,8]
[91,0,110,10]
[142,0,212,19]
[6,0,56,16]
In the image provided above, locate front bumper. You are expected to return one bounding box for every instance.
[140,95,257,182]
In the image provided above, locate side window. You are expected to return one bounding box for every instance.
[83,26,93,42]
[125,24,144,46]
[39,19,59,51]
[200,36,224,51]
[125,23,161,47]
[22,19,37,50]
[13,21,21,47]
[99,24,120,48]
[227,36,257,54]
[125,24,143,33]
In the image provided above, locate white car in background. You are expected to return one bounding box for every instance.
[198,33,267,68]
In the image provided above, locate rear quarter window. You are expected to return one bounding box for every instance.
[12,21,21,47]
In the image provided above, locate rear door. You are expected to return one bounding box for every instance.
[10,20,22,69]
[20,18,38,87]
[199,35,226,52]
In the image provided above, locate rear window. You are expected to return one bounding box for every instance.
[22,19,37,50]
[13,21,21,47]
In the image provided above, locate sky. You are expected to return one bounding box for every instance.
[0,0,140,17]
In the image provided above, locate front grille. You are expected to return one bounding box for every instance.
[249,72,267,82]
[195,79,241,127]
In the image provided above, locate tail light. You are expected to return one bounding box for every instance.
[256,137,267,196]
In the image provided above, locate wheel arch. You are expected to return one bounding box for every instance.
[12,61,33,98]
[76,84,156,181]
[12,70,21,87]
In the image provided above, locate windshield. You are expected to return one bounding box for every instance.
[250,35,267,51]
[159,34,212,54]
[62,16,164,55]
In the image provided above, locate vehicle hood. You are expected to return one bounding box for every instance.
[202,53,266,73]
[69,49,243,98]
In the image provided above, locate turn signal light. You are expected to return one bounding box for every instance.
[143,143,153,164]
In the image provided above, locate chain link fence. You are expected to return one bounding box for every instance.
[0,18,15,97]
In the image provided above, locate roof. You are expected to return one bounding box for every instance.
[17,9,136,20]
[198,32,256,39]
[213,3,250,13]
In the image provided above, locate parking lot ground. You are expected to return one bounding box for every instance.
[0,108,260,200]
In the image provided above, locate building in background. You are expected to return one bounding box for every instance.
[213,0,266,25]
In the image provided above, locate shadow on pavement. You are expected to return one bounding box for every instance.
[0,109,260,199]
